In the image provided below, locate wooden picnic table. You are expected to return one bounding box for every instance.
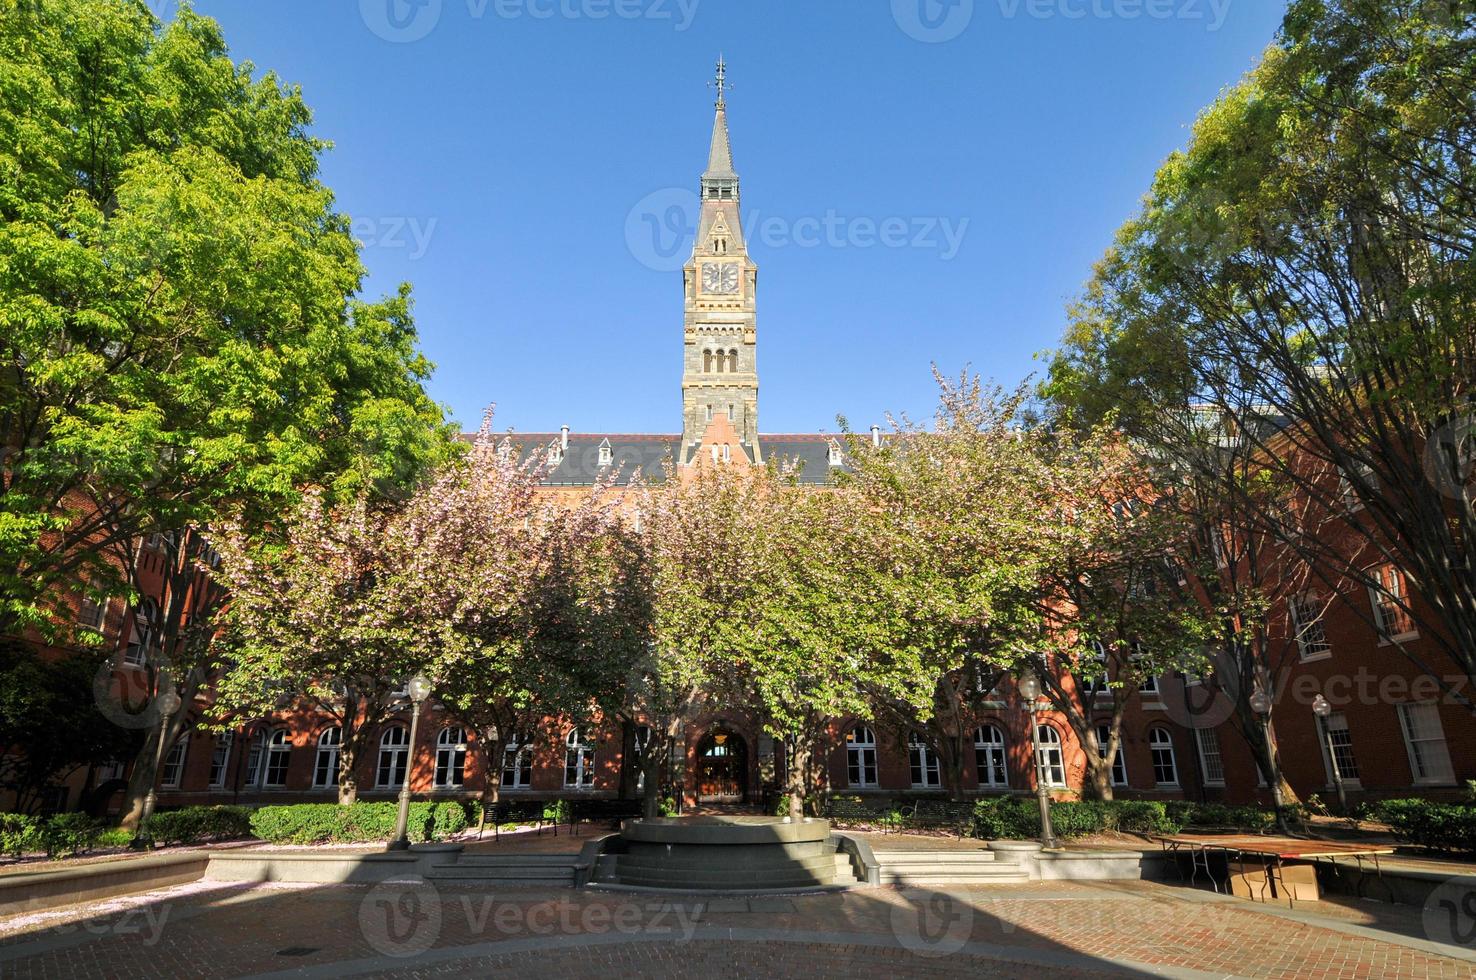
[1152,834,1395,907]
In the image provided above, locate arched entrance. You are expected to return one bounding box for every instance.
[696,729,748,803]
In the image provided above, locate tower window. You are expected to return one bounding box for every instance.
[705,404,714,422]
[727,404,734,422]
[728,349,739,372]
[704,350,713,372]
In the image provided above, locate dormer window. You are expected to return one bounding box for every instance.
[548,446,563,466]
[828,441,843,467]
[598,442,613,467]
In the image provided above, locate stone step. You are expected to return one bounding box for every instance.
[429,863,578,880]
[612,869,836,890]
[614,852,841,875]
[427,871,575,886]
[878,871,1030,885]
[452,854,584,867]
[872,853,997,866]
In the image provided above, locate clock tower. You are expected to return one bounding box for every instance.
[681,58,760,464]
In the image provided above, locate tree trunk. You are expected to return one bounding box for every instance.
[338,742,360,805]
[785,737,809,820]
[640,744,665,818]
[119,710,188,830]
[1083,760,1115,801]
[936,728,968,801]
[473,736,505,832]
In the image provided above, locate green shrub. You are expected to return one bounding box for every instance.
[0,813,39,857]
[1107,800,1178,835]
[40,813,102,859]
[96,827,135,848]
[972,797,1039,839]
[658,796,678,817]
[249,802,459,845]
[142,806,252,846]
[1377,799,1476,852]
[431,801,468,839]
[542,800,570,824]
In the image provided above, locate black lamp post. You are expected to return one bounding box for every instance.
[1018,669,1061,850]
[131,683,181,850]
[387,673,433,851]
[1311,694,1348,815]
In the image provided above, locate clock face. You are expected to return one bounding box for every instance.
[703,262,741,295]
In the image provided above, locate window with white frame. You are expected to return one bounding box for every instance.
[435,727,467,788]
[262,729,291,786]
[377,727,409,788]
[502,738,532,788]
[1094,723,1128,786]
[1194,727,1225,786]
[598,442,613,467]
[1082,640,1110,699]
[1288,592,1332,660]
[160,734,188,788]
[828,441,843,467]
[1397,703,1455,786]
[208,733,232,788]
[97,760,126,783]
[1148,727,1179,786]
[846,725,878,788]
[1340,462,1377,512]
[244,731,266,788]
[907,731,941,788]
[1368,565,1416,641]
[1317,711,1360,785]
[1131,642,1158,696]
[975,724,1008,788]
[564,728,595,788]
[313,727,341,788]
[1034,724,1066,788]
[77,589,106,630]
[124,598,156,666]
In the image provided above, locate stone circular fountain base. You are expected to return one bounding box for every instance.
[600,816,844,891]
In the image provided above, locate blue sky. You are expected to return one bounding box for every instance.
[180,0,1286,434]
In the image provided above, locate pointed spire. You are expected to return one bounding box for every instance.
[705,56,736,178]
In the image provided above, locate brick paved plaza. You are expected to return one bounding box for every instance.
[2,875,1474,979]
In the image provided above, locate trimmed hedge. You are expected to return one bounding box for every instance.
[249,801,470,845]
[0,813,38,857]
[1376,799,1476,852]
[38,813,102,858]
[973,797,1275,840]
[141,806,253,846]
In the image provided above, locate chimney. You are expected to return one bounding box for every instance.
[560,425,570,450]
[870,424,881,447]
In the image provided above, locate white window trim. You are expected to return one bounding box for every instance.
[1315,713,1363,790]
[1148,728,1180,788]
[1193,727,1226,787]
[1095,723,1128,787]
[908,733,942,789]
[1289,592,1333,662]
[1034,725,1067,789]
[975,725,1009,789]
[1396,702,1456,787]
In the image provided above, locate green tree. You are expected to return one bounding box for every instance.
[1048,0,1476,712]
[0,0,454,639]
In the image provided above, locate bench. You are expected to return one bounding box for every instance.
[902,800,975,837]
[569,798,644,832]
[481,798,558,839]
[823,797,901,833]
